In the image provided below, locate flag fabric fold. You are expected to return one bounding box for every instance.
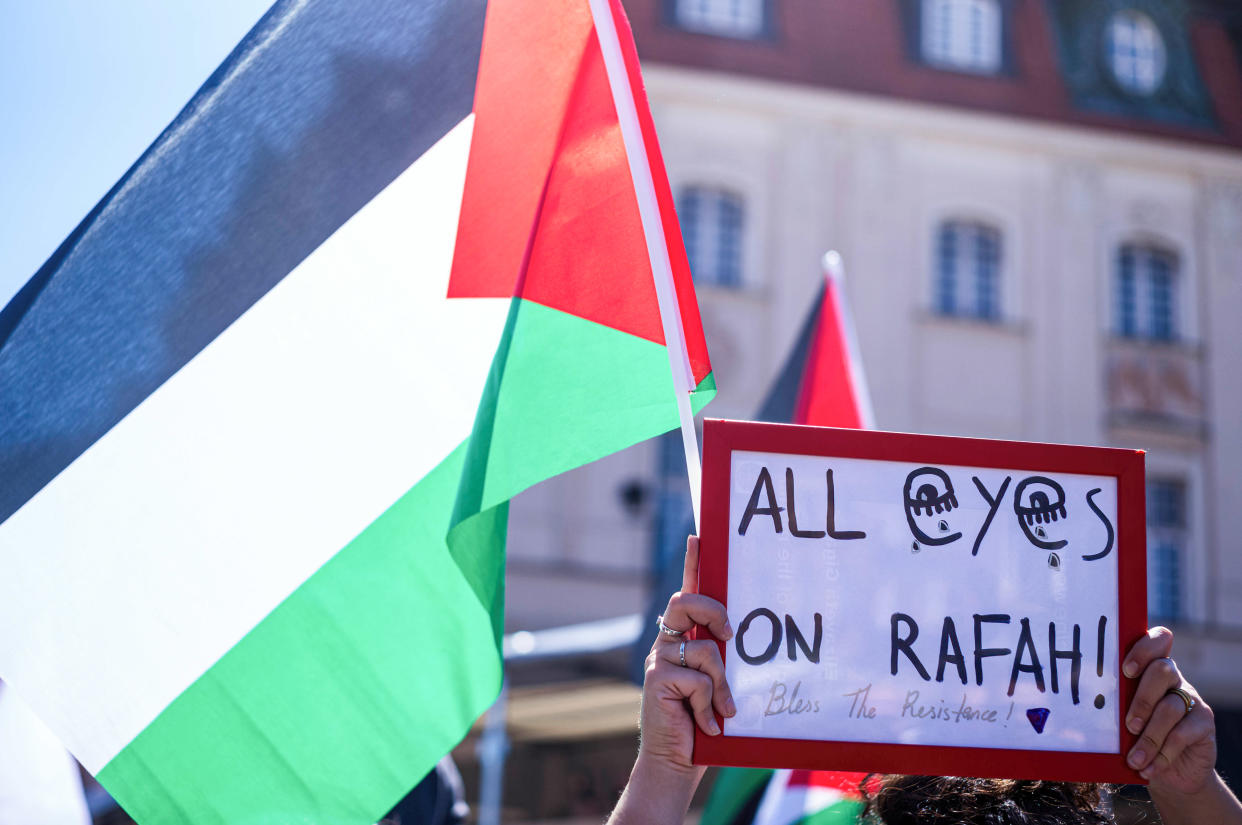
[753,770,871,825]
[0,683,91,825]
[0,1,713,823]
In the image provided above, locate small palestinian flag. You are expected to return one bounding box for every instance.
[701,257,874,825]
[753,770,872,825]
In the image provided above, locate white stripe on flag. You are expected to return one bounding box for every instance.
[754,770,852,825]
[754,770,802,825]
[0,684,90,825]
[0,115,508,772]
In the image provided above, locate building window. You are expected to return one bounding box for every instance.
[678,186,744,288]
[933,221,1002,320]
[1115,244,1178,341]
[921,0,1002,73]
[673,0,766,39]
[1106,10,1166,95]
[1147,479,1185,622]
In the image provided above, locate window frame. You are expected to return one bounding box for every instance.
[1114,243,1179,343]
[667,0,774,41]
[931,219,1005,322]
[677,184,747,290]
[1104,8,1168,97]
[1145,477,1186,623]
[916,0,1008,76]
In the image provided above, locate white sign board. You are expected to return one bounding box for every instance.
[695,420,1146,782]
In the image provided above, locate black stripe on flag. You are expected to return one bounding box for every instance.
[0,0,486,525]
[754,281,825,425]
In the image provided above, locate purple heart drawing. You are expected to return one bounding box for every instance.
[1026,707,1050,734]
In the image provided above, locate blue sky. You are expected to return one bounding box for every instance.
[1,0,275,308]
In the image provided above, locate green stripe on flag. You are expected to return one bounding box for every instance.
[701,767,774,825]
[97,300,714,825]
[796,800,865,825]
[452,297,715,563]
[97,440,504,825]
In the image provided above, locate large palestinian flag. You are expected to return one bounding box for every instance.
[0,1,713,823]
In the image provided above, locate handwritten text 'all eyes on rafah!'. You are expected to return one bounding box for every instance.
[730,462,1117,716]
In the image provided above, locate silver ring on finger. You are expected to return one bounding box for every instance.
[679,639,688,668]
[657,614,687,638]
[1167,686,1196,716]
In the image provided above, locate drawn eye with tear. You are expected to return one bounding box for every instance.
[1013,476,1069,550]
[903,467,963,547]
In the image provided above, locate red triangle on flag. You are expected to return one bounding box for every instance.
[449,0,711,386]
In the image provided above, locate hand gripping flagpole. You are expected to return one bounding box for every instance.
[589,0,703,533]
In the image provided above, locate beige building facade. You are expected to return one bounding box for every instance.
[507,61,1242,690]
[647,65,1242,699]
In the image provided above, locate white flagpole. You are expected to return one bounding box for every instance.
[588,0,703,532]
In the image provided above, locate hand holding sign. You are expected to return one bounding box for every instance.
[608,538,738,825]
[1122,627,1214,789]
[638,536,736,771]
[609,559,1242,825]
[1119,628,1242,825]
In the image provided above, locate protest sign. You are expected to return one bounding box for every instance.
[694,419,1146,782]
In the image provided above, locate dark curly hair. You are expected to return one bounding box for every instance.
[864,775,1114,825]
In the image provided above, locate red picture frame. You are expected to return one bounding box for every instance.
[693,418,1148,783]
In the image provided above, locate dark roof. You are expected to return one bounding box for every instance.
[626,0,1242,150]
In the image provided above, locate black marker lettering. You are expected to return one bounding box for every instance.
[1096,616,1107,678]
[736,607,782,665]
[1049,621,1082,704]
[973,614,1012,686]
[891,613,931,681]
[1013,477,1069,550]
[738,467,783,536]
[1007,617,1046,697]
[1082,488,1114,561]
[936,616,968,685]
[826,470,866,540]
[785,613,823,663]
[903,467,962,546]
[786,468,825,539]
[970,475,1011,556]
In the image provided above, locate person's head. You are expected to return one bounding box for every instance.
[865,775,1112,825]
